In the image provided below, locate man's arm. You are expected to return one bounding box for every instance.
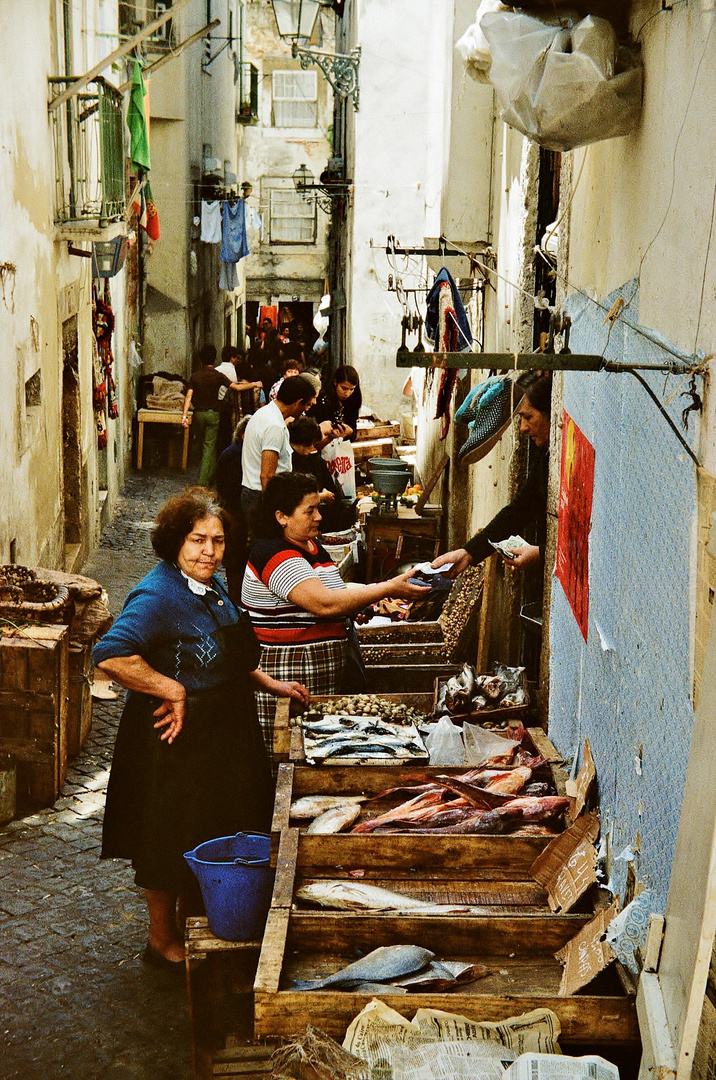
[181,388,193,428]
[260,449,279,489]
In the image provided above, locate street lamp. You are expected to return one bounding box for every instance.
[270,0,361,110]
[292,163,351,214]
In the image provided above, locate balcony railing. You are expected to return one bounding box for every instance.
[237,62,259,124]
[50,77,126,229]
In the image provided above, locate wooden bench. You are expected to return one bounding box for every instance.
[137,408,192,471]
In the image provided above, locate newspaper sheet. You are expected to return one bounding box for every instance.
[503,1053,619,1080]
[343,1001,561,1080]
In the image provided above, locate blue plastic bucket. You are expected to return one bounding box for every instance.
[184,832,273,941]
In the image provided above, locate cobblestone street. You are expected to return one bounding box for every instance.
[0,470,198,1079]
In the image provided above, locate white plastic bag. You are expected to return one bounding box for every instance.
[463,723,520,767]
[455,0,507,83]
[424,717,466,766]
[322,438,356,500]
[481,12,642,151]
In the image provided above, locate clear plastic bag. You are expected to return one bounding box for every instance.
[424,717,466,766]
[481,12,642,151]
[455,1,508,83]
[463,723,520,767]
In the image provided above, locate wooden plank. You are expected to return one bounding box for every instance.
[527,726,563,764]
[476,554,497,672]
[272,699,291,761]
[254,907,290,997]
[415,453,448,515]
[185,917,262,960]
[0,637,29,690]
[270,829,299,910]
[294,833,548,872]
[271,763,293,836]
[254,987,638,1044]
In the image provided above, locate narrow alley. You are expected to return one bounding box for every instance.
[0,472,195,1080]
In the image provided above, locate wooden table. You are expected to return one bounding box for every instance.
[136,408,191,470]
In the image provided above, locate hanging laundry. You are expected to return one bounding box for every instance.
[93,283,118,423]
[201,200,222,243]
[218,260,239,291]
[127,61,151,173]
[144,181,160,241]
[424,268,472,440]
[220,199,249,263]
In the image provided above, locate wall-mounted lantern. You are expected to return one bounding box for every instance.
[92,235,128,278]
[292,163,351,214]
[270,0,361,110]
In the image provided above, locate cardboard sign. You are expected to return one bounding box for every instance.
[530,812,600,913]
[556,899,620,996]
[565,739,596,819]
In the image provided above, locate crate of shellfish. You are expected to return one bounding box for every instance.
[434,663,531,726]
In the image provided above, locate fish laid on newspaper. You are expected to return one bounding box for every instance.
[295,880,474,914]
[305,805,362,834]
[289,795,367,820]
[292,944,435,990]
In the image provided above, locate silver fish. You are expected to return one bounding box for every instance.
[305,805,362,834]
[292,944,434,990]
[349,981,408,995]
[295,880,471,913]
[289,795,366,820]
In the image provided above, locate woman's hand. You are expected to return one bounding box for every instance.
[503,544,541,570]
[152,691,186,744]
[385,568,433,601]
[332,423,352,439]
[431,548,473,577]
[273,680,311,705]
[319,489,336,503]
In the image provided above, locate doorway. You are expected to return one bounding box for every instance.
[61,315,82,546]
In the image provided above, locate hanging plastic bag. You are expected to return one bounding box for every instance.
[455,0,508,83]
[463,723,520,767]
[322,438,356,500]
[481,12,642,151]
[424,717,466,766]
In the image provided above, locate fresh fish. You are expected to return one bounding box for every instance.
[484,758,543,795]
[404,796,569,834]
[352,791,447,833]
[289,795,366,820]
[349,981,408,995]
[305,805,362,834]
[295,880,471,913]
[390,960,489,991]
[291,944,434,990]
[321,744,400,759]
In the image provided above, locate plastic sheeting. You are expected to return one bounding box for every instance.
[481,12,642,151]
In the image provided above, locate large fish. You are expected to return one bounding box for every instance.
[305,805,362,834]
[402,796,569,834]
[292,944,434,990]
[290,795,367,820]
[351,791,448,833]
[483,758,543,796]
[295,880,473,913]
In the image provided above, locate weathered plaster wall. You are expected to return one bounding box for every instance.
[547,1,716,908]
[0,0,131,569]
[240,4,332,313]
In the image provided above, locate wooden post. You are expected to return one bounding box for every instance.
[476,554,497,672]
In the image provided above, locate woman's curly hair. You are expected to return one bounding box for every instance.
[151,487,229,562]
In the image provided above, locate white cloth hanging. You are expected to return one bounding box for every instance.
[200,200,222,243]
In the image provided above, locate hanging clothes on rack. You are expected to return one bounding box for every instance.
[424,267,473,439]
[201,200,222,243]
[219,198,250,290]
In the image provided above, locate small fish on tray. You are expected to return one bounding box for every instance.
[305,805,363,834]
[289,795,367,820]
[290,944,488,992]
[303,714,428,765]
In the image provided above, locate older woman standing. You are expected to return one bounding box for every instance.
[242,473,430,759]
[94,488,308,968]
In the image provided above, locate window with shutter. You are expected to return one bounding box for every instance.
[269,189,317,244]
[272,70,318,128]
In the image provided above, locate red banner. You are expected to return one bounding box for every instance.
[556,412,595,641]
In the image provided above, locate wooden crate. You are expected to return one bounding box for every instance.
[270,750,567,871]
[433,669,532,725]
[253,899,638,1047]
[357,622,444,645]
[0,624,69,812]
[67,641,93,757]
[367,662,462,693]
[355,422,401,441]
[185,916,266,1080]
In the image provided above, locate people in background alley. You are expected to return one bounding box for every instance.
[215,416,252,602]
[239,375,318,524]
[215,344,244,455]
[93,488,309,968]
[270,355,305,401]
[181,345,261,486]
[432,372,552,575]
[289,416,357,533]
[242,472,430,761]
[309,364,362,447]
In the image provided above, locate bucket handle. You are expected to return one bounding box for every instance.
[233,855,268,867]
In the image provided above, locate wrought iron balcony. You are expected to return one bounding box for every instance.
[50,77,126,230]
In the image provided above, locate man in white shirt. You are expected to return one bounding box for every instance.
[240,376,318,521]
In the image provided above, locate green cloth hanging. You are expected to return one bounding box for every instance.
[127,60,151,172]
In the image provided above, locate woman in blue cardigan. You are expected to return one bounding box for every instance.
[93,487,308,969]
